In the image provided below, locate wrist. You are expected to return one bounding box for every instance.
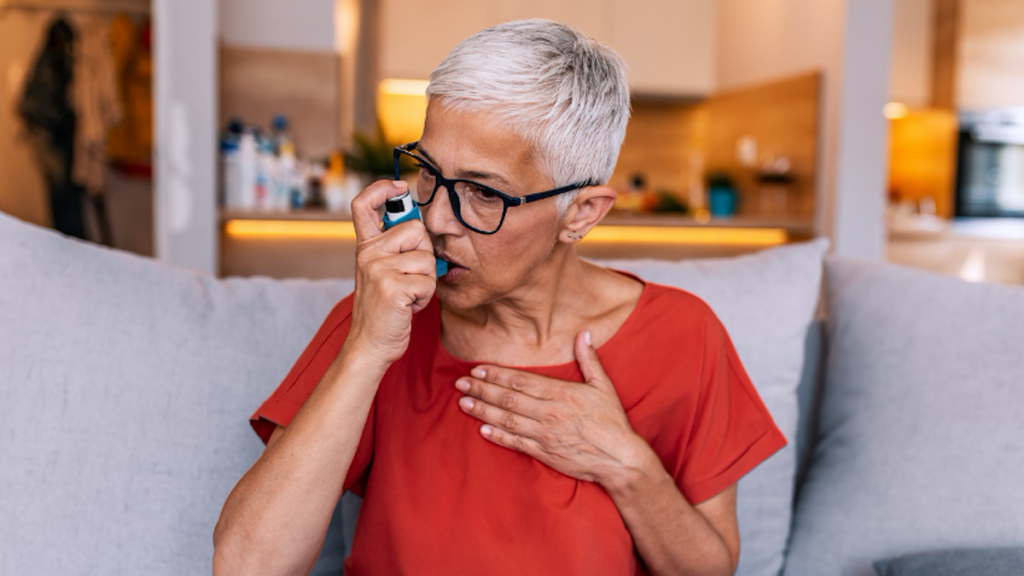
[338,337,392,380]
[599,433,664,500]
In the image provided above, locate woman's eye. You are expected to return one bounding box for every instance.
[469,185,500,201]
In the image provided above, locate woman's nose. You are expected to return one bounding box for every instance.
[422,185,463,236]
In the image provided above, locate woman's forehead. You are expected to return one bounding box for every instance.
[420,104,548,190]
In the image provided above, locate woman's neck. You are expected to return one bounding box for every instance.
[440,247,642,366]
[454,246,588,340]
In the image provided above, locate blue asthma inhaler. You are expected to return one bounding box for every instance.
[381,192,449,278]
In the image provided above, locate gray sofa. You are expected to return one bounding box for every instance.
[1,209,1021,576]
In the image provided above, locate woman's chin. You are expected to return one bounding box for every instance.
[435,274,479,310]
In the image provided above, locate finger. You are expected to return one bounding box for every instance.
[357,217,434,269]
[470,365,556,400]
[351,179,409,242]
[575,329,611,388]
[457,395,544,439]
[372,245,437,278]
[455,377,550,420]
[372,267,434,310]
[405,274,436,313]
[478,424,543,457]
[381,217,434,258]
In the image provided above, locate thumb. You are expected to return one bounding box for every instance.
[575,329,610,387]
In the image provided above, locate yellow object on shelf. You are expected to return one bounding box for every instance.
[377,79,429,144]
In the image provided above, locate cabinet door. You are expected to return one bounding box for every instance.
[379,0,499,80]
[608,0,715,96]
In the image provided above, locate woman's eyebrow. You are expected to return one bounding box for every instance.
[417,144,511,187]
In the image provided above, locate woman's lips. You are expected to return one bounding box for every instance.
[440,265,467,283]
[435,251,465,282]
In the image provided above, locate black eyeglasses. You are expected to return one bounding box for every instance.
[392,141,595,235]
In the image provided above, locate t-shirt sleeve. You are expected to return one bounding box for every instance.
[248,292,375,496]
[674,309,788,504]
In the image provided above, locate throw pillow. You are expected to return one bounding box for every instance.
[599,236,829,576]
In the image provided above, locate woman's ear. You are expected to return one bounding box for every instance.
[560,185,617,243]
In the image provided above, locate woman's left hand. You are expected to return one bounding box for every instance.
[454,330,654,487]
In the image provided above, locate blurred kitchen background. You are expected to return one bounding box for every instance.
[1,0,1022,283]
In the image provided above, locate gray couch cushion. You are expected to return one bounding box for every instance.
[873,547,1024,576]
[782,257,1024,576]
[0,211,355,575]
[600,236,828,576]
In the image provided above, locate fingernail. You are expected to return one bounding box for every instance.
[393,179,408,188]
[584,330,592,347]
[480,425,492,436]
[455,379,470,392]
[458,397,474,409]
[471,367,486,379]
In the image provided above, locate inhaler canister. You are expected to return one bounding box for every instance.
[382,192,449,277]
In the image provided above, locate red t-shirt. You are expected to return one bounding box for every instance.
[250,272,787,575]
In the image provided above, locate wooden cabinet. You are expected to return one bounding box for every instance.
[378,0,496,80]
[378,0,715,97]
[608,0,714,96]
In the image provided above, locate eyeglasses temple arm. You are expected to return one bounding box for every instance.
[520,181,596,204]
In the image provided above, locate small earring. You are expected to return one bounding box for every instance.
[566,230,583,241]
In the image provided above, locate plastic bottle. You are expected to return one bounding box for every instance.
[255,133,277,211]
[290,158,309,210]
[324,150,346,213]
[220,138,240,209]
[236,129,258,211]
[275,141,297,211]
[271,114,291,155]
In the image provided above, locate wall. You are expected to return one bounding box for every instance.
[219,0,337,52]
[889,0,933,107]
[957,0,1024,109]
[702,72,820,221]
[716,0,893,259]
[0,8,51,227]
[610,100,704,204]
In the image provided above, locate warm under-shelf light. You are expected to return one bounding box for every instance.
[224,219,787,246]
[225,219,357,239]
[583,226,787,246]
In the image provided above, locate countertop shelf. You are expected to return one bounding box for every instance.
[219,208,815,234]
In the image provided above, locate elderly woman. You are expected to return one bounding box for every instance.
[214,19,785,576]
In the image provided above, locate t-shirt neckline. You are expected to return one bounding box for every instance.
[434,269,650,372]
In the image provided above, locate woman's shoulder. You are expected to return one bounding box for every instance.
[624,277,725,339]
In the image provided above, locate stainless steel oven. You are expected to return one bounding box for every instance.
[955,109,1024,218]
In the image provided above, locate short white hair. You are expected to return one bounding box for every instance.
[426,18,631,216]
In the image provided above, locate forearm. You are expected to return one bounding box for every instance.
[213,343,387,576]
[603,442,734,576]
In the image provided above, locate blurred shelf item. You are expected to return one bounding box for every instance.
[886,213,949,241]
[949,218,1024,241]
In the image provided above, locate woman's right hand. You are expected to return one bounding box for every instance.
[345,179,437,367]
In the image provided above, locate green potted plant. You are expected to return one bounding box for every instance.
[342,119,417,180]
